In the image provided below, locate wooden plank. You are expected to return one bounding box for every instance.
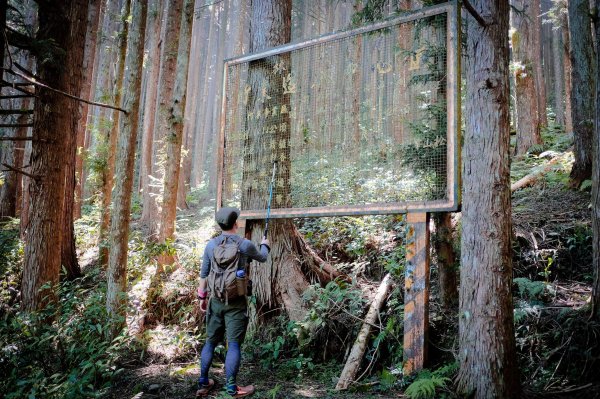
[403,212,430,375]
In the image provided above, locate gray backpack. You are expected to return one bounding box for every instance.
[207,236,242,302]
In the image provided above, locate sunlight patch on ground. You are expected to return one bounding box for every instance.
[145,324,194,362]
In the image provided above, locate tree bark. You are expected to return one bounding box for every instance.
[74,0,102,219]
[567,0,595,187]
[433,213,457,309]
[98,0,132,267]
[21,0,89,311]
[511,0,543,155]
[532,0,547,129]
[139,0,164,221]
[457,1,520,397]
[553,22,565,126]
[106,0,147,333]
[157,0,194,265]
[591,0,600,319]
[60,0,89,280]
[562,7,574,134]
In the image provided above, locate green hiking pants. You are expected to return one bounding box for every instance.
[206,296,248,344]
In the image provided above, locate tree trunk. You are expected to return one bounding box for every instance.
[61,0,90,280]
[157,0,194,265]
[532,0,547,129]
[433,213,457,309]
[457,1,520,397]
[139,0,164,222]
[244,0,338,322]
[553,23,565,126]
[74,0,102,220]
[106,0,147,333]
[591,0,600,319]
[21,0,89,311]
[0,101,27,220]
[562,8,574,134]
[98,0,132,267]
[568,0,595,187]
[511,0,543,155]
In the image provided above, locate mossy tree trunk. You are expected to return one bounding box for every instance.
[567,0,595,187]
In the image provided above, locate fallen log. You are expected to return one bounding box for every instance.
[511,155,562,192]
[335,273,393,390]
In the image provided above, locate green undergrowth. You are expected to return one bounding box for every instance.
[0,276,138,399]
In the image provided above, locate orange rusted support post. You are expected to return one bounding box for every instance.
[403,212,430,375]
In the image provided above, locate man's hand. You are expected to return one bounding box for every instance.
[261,238,270,247]
[200,298,208,313]
[198,287,208,313]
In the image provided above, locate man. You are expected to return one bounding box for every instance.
[196,207,270,398]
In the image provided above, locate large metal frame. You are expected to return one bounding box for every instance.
[216,1,461,219]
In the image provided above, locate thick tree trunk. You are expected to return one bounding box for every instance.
[157,0,194,265]
[99,0,131,266]
[61,0,90,280]
[511,0,543,155]
[21,0,89,311]
[74,0,102,219]
[244,0,339,322]
[567,0,595,187]
[457,1,520,397]
[591,0,600,319]
[106,0,147,333]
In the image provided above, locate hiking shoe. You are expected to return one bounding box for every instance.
[195,379,215,397]
[229,385,255,397]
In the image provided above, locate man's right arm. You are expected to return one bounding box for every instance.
[243,238,270,263]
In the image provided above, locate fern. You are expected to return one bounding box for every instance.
[514,277,547,300]
[405,371,451,399]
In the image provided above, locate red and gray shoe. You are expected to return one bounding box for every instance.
[230,385,255,398]
[195,379,215,397]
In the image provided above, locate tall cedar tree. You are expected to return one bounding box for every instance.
[60,2,89,279]
[74,0,102,219]
[244,0,339,322]
[143,0,183,239]
[568,0,595,187]
[142,0,184,322]
[138,1,164,222]
[592,0,600,319]
[457,1,520,397]
[21,0,89,310]
[511,0,543,155]
[157,0,194,266]
[106,0,147,331]
[99,0,131,266]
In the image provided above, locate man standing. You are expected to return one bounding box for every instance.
[196,207,270,398]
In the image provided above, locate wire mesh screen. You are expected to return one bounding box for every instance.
[219,6,458,217]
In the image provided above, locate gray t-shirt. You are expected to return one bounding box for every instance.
[200,233,269,278]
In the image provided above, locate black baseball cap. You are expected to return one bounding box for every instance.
[215,207,240,230]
